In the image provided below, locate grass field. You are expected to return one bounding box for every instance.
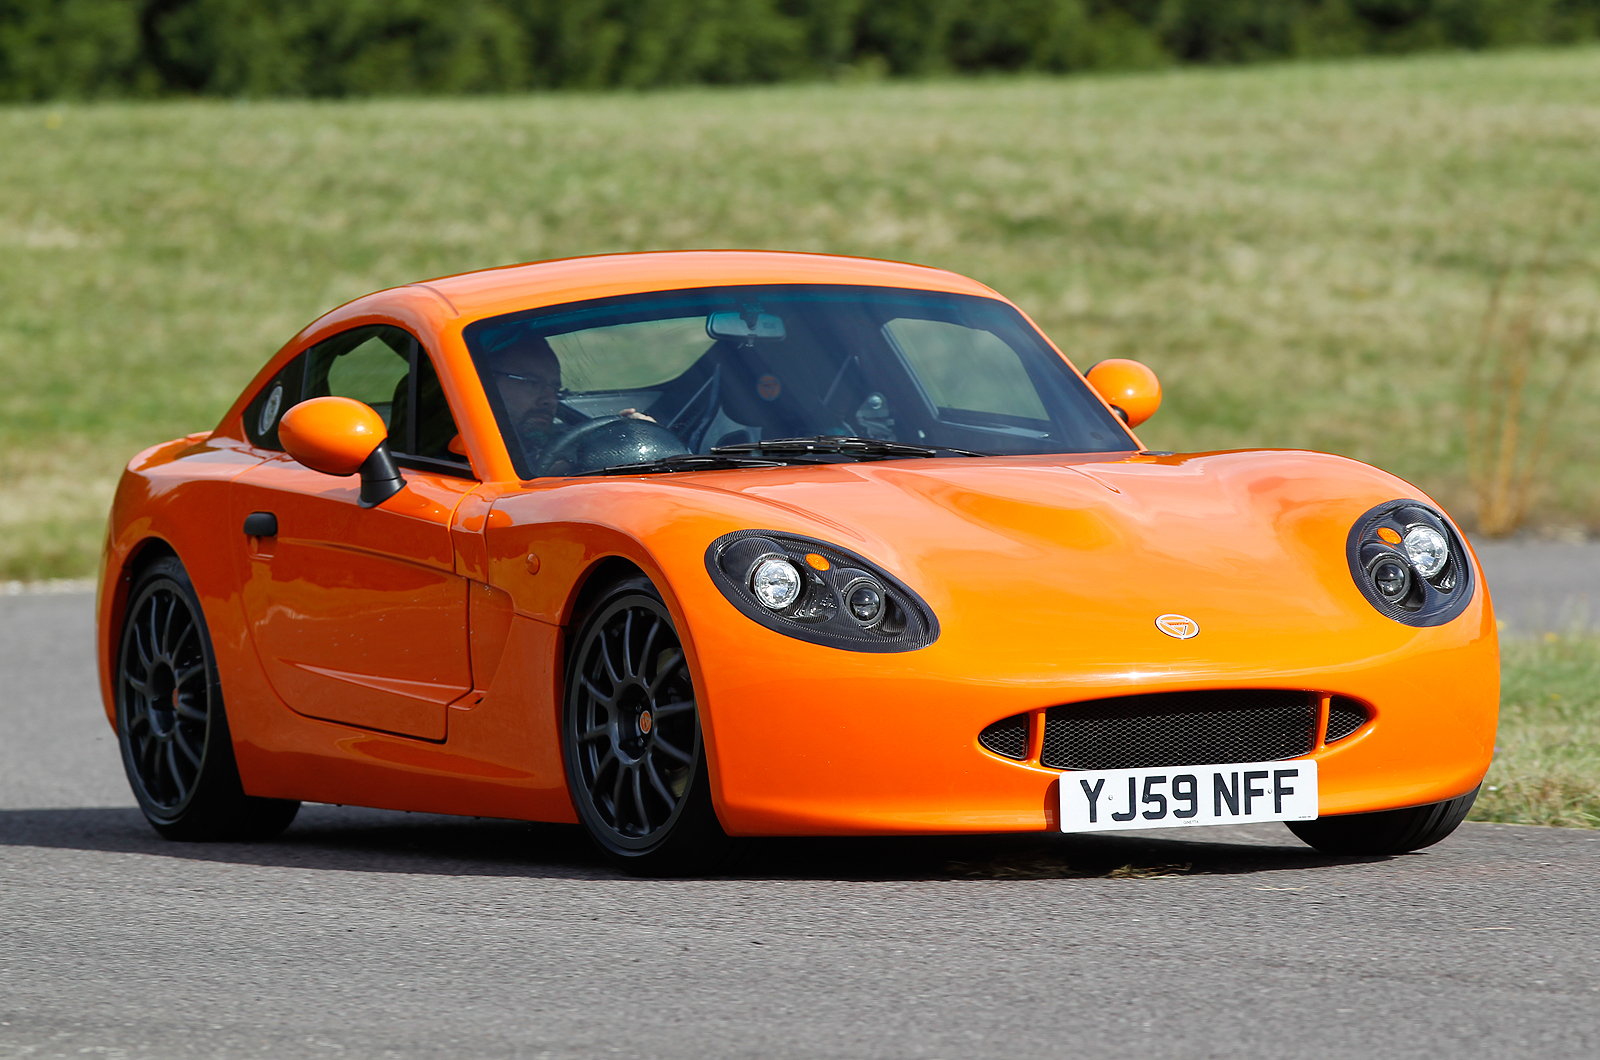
[3,47,1600,578]
[1473,634,1600,827]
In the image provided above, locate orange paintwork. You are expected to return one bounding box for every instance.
[278,397,388,475]
[95,250,1498,837]
[1086,358,1163,429]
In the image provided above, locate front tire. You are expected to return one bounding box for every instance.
[116,555,300,841]
[1286,787,1479,856]
[562,575,732,875]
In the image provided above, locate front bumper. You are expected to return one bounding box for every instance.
[692,604,1498,836]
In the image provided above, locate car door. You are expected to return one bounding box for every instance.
[232,324,478,741]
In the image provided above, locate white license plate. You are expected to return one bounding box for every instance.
[1058,760,1318,833]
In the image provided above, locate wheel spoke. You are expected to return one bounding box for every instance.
[622,610,637,678]
[123,671,151,696]
[644,755,678,814]
[601,635,626,688]
[631,765,651,832]
[173,727,203,768]
[652,699,694,719]
[164,742,189,802]
[170,619,198,659]
[173,662,206,689]
[580,675,615,705]
[647,650,684,697]
[173,695,207,722]
[588,748,616,800]
[653,736,693,765]
[137,736,161,786]
[639,617,663,679]
[159,593,179,655]
[146,598,163,664]
[132,615,155,670]
[610,759,627,826]
[578,723,610,744]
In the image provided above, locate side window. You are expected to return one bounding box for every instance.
[883,318,1049,422]
[243,353,306,450]
[403,349,469,466]
[305,326,413,425]
[288,324,472,475]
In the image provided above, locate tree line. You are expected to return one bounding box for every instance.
[3,0,1598,100]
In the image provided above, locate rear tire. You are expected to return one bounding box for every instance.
[116,555,300,841]
[562,575,733,876]
[1286,787,1478,856]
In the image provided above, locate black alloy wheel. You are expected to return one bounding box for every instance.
[117,555,300,840]
[1286,786,1479,856]
[563,575,731,875]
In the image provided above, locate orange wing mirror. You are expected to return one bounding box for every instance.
[278,397,405,508]
[1086,359,1161,429]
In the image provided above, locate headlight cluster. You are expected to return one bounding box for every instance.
[704,530,939,652]
[1346,500,1474,627]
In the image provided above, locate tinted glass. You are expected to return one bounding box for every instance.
[405,350,469,466]
[251,324,471,473]
[305,326,412,425]
[243,353,305,450]
[464,284,1131,479]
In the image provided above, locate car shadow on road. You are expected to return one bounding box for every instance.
[0,803,1382,880]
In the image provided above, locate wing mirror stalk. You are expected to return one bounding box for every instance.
[278,396,408,509]
[358,445,406,512]
[357,443,405,508]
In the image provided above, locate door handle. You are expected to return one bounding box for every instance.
[243,512,278,537]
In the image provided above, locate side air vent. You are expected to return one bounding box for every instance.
[978,714,1030,760]
[1041,690,1317,771]
[1325,697,1370,743]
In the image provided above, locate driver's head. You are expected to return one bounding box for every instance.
[484,334,560,436]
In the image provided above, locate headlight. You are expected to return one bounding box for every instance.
[1365,553,1412,604]
[751,556,802,610]
[705,530,939,652]
[843,578,886,625]
[1346,500,1473,627]
[1403,525,1449,578]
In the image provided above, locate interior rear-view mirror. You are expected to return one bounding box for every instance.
[708,311,785,343]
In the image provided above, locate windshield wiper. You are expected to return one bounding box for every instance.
[573,454,788,477]
[711,436,989,460]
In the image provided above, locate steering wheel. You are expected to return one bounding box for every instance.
[533,416,691,477]
[556,400,591,426]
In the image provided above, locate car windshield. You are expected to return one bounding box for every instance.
[463,284,1133,479]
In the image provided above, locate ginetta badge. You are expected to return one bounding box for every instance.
[1155,614,1200,640]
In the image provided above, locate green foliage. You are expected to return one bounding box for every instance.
[0,0,146,99]
[4,0,1600,99]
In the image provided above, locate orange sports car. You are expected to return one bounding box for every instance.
[96,251,1497,874]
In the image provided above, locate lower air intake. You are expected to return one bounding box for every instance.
[1041,690,1317,770]
[978,714,1029,760]
[1325,697,1369,743]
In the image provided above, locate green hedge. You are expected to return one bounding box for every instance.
[3,0,1599,99]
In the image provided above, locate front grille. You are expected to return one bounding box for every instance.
[1325,697,1369,743]
[978,714,1029,760]
[1041,690,1317,770]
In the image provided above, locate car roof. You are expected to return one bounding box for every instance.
[410,250,1004,321]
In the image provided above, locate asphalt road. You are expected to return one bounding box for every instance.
[3,548,1599,1060]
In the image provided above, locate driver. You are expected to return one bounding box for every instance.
[483,333,655,472]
